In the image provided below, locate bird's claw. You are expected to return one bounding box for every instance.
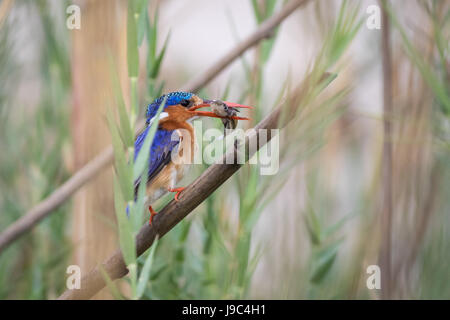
[168,187,185,202]
[149,206,158,225]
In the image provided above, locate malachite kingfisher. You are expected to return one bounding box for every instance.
[133,91,252,224]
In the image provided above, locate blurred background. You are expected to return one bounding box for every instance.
[0,0,449,299]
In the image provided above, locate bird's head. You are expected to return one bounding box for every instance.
[145,91,252,129]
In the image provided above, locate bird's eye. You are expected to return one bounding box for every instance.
[180,99,191,107]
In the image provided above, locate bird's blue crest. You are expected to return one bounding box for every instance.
[145,92,194,123]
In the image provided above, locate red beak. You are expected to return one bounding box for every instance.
[190,110,250,121]
[189,102,253,111]
[223,101,253,109]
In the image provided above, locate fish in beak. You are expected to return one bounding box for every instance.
[188,99,253,129]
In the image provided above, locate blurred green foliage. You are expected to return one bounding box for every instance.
[0,0,71,299]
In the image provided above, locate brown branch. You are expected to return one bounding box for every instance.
[58,71,335,300]
[379,0,394,299]
[0,147,113,249]
[0,0,310,254]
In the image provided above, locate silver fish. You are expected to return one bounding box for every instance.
[210,100,239,132]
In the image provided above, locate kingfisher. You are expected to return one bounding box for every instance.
[134,92,252,224]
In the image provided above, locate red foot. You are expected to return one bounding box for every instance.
[149,206,158,225]
[168,187,185,202]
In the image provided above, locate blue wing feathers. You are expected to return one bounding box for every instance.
[134,126,179,188]
[129,92,195,213]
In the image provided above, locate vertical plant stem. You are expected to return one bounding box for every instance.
[379,0,393,300]
[70,0,128,299]
[130,77,138,127]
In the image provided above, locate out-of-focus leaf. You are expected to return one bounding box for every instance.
[99,265,124,300]
[134,0,148,15]
[150,80,165,99]
[127,4,139,78]
[386,2,450,114]
[179,220,192,242]
[107,109,133,201]
[261,35,277,63]
[266,0,277,17]
[134,0,149,47]
[310,240,342,284]
[113,176,136,267]
[304,206,322,245]
[150,263,167,281]
[323,212,357,238]
[146,9,158,69]
[136,236,159,299]
[251,0,263,24]
[131,164,148,231]
[150,31,170,79]
[251,0,278,24]
[108,61,134,148]
[117,93,134,149]
[137,5,147,47]
[220,78,232,101]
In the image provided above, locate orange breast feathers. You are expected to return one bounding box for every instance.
[158,104,196,165]
[159,105,195,130]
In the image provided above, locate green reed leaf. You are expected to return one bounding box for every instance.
[127,4,139,78]
[136,236,159,299]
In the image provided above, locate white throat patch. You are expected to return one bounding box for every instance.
[148,112,169,126]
